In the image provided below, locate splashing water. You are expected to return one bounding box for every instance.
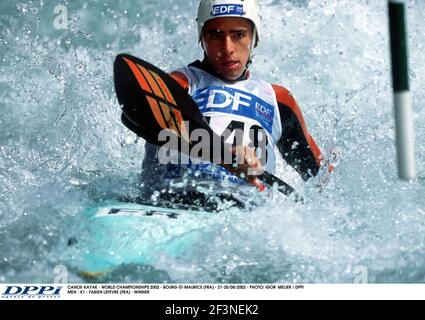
[0,0,424,283]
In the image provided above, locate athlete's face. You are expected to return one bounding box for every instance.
[202,17,253,81]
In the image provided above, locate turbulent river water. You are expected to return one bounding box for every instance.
[1,0,424,283]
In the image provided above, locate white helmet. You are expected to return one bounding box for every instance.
[196,0,262,47]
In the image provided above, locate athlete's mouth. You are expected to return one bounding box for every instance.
[221,61,240,70]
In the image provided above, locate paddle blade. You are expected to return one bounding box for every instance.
[114,55,162,143]
[114,54,211,145]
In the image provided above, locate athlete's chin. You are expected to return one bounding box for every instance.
[220,69,244,81]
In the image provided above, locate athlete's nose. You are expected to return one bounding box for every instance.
[222,35,235,55]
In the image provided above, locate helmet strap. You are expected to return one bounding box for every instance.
[252,28,258,49]
[246,28,257,68]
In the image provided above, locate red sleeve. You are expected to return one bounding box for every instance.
[272,84,325,180]
[170,71,189,91]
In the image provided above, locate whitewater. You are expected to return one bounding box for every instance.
[0,0,424,283]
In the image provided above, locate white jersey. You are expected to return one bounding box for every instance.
[140,63,282,197]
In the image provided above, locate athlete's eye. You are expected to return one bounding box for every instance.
[206,32,223,41]
[233,32,247,41]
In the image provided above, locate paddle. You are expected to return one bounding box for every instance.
[113,53,297,196]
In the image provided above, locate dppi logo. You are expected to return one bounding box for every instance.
[2,286,62,299]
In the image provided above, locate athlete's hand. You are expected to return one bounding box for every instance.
[225,145,264,178]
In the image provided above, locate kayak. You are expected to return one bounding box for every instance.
[66,201,220,279]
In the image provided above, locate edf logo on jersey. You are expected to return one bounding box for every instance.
[212,4,244,16]
[193,86,274,133]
